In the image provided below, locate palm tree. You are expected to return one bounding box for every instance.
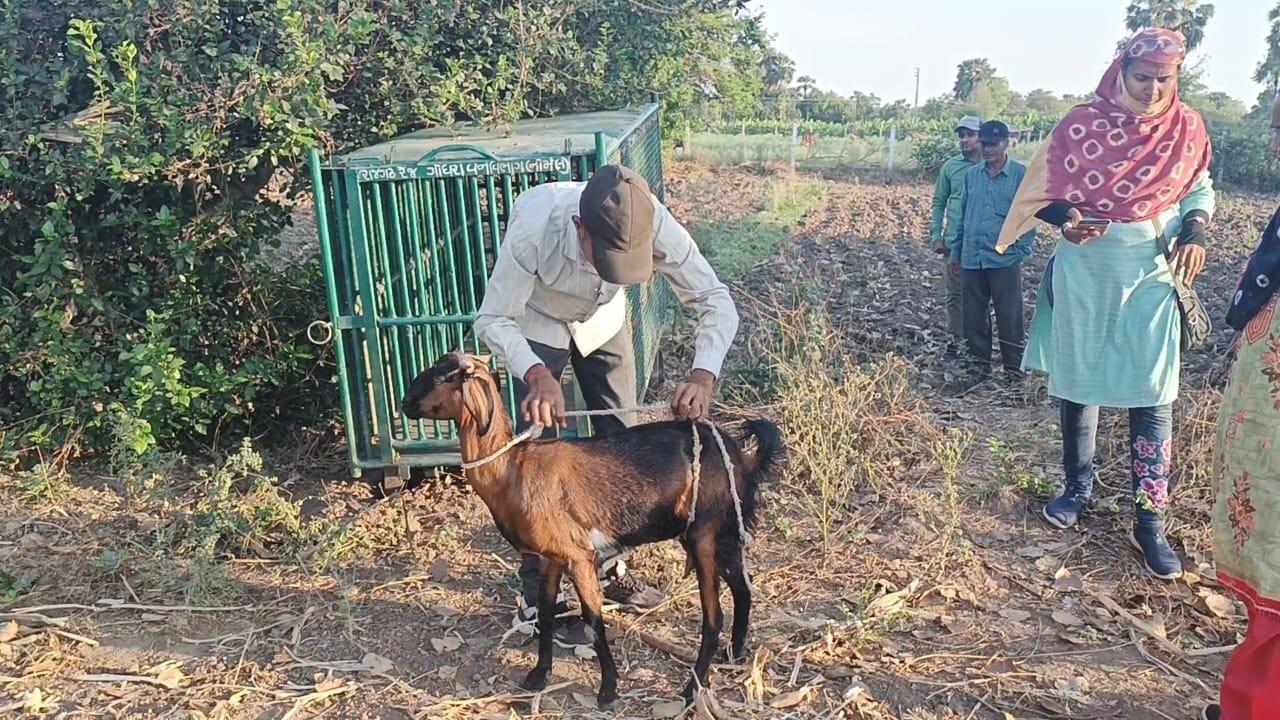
[794,75,817,99]
[953,59,996,101]
[1124,0,1216,52]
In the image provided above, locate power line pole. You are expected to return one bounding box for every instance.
[914,67,921,108]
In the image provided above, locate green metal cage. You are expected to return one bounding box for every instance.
[307,103,673,477]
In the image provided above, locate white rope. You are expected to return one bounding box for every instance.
[458,403,755,590]
[686,422,702,530]
[459,422,546,470]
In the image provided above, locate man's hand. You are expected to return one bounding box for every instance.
[1172,243,1207,285]
[671,369,716,421]
[1061,207,1107,245]
[520,365,565,428]
[948,257,961,279]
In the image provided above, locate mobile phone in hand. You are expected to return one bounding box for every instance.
[1074,219,1111,231]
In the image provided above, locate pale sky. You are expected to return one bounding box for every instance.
[751,0,1274,107]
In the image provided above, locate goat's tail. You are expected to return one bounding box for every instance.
[734,419,785,531]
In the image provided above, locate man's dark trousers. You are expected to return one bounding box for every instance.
[962,263,1025,376]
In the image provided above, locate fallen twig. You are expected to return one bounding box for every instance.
[4,605,94,615]
[1087,589,1184,658]
[0,612,68,627]
[1187,643,1239,657]
[7,601,253,615]
[93,600,254,613]
[280,683,356,720]
[411,681,575,719]
[72,673,181,689]
[49,628,99,647]
[1130,631,1211,693]
[610,613,697,663]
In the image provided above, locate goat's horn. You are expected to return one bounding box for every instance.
[457,353,473,370]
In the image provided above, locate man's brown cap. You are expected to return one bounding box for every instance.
[579,165,655,284]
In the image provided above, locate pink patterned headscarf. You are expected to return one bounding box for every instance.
[997,29,1213,250]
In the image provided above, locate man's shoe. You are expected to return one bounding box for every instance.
[1201,703,1221,720]
[602,567,665,611]
[513,599,595,648]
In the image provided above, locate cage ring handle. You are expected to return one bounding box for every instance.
[416,144,500,164]
[307,320,333,345]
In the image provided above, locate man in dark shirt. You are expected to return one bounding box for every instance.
[950,121,1035,381]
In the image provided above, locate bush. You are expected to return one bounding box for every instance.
[0,0,764,464]
[1208,122,1280,193]
[1,5,337,461]
[911,134,959,178]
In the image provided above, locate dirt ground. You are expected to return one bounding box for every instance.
[2,159,1276,719]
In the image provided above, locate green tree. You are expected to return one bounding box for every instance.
[1026,89,1071,116]
[961,77,1012,118]
[849,91,882,121]
[0,0,768,462]
[878,99,912,122]
[1124,0,1215,52]
[794,75,818,99]
[760,45,796,93]
[806,91,853,123]
[1256,2,1280,91]
[920,96,958,121]
[953,58,996,101]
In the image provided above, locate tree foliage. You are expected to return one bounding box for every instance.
[0,0,768,462]
[1124,0,1215,52]
[953,58,996,101]
[1256,2,1280,91]
[965,77,1013,117]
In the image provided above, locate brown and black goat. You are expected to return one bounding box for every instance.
[400,352,783,709]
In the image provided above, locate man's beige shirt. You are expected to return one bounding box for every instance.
[474,182,738,381]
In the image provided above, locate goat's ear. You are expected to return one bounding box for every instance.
[462,353,492,375]
[462,376,494,436]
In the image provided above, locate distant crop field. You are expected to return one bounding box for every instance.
[684,131,1042,174]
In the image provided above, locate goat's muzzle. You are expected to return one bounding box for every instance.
[401,399,424,420]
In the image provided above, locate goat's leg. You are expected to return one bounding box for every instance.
[682,533,723,704]
[521,558,564,692]
[565,555,618,710]
[718,544,751,661]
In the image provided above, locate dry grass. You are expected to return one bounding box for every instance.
[0,159,1266,719]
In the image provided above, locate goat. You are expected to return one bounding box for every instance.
[400,352,784,709]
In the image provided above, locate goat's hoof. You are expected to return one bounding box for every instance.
[521,669,549,692]
[597,689,618,711]
[730,641,748,662]
[680,680,697,705]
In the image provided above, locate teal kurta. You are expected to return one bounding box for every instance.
[1022,174,1216,408]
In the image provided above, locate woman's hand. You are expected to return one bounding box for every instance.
[1172,243,1207,285]
[1172,212,1209,285]
[1061,207,1107,245]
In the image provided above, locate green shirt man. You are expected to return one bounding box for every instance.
[929,116,982,350]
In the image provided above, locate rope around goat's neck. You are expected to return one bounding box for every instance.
[458,403,670,470]
[457,403,754,591]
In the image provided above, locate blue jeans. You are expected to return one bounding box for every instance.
[1061,400,1174,525]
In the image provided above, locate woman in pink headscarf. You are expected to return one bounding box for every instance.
[997,29,1215,580]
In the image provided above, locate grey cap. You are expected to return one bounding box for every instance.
[956,115,982,132]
